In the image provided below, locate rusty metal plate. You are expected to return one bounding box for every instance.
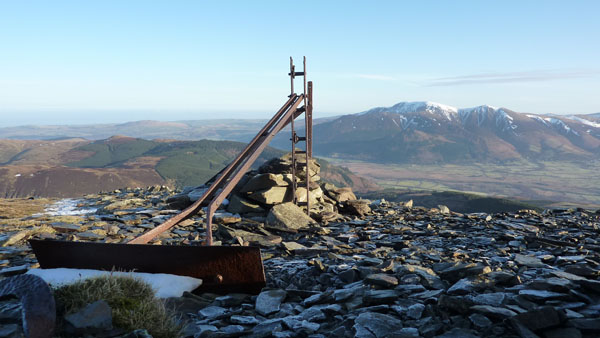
[29,239,266,295]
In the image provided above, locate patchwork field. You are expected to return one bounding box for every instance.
[329,159,600,209]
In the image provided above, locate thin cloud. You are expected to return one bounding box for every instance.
[427,69,599,86]
[341,73,397,81]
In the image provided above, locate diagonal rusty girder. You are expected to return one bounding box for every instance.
[129,94,304,245]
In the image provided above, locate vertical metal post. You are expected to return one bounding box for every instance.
[303,57,310,214]
[290,57,297,204]
[307,81,313,158]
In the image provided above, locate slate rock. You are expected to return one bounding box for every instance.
[342,200,371,217]
[469,313,492,329]
[353,312,403,338]
[364,273,399,288]
[240,173,290,193]
[249,186,290,205]
[513,306,565,331]
[64,300,113,335]
[256,289,287,316]
[227,194,265,214]
[0,274,55,338]
[265,202,317,232]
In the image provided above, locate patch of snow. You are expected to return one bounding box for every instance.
[527,114,548,125]
[568,116,600,128]
[543,117,579,136]
[38,199,97,216]
[27,268,202,298]
[359,101,458,120]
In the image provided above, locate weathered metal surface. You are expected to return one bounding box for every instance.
[0,274,56,338]
[128,94,299,245]
[29,239,266,294]
[204,94,305,243]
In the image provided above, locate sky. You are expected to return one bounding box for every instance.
[1,1,599,126]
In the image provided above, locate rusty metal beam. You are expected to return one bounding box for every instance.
[30,239,266,294]
[204,95,305,245]
[128,95,299,245]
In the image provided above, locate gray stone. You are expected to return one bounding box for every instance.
[249,186,290,205]
[435,328,480,338]
[469,313,492,329]
[353,312,403,338]
[64,300,112,335]
[240,173,290,193]
[0,324,20,338]
[342,200,371,217]
[230,315,259,325]
[364,273,399,288]
[518,289,569,301]
[543,328,582,338]
[514,254,545,268]
[227,194,265,214]
[470,305,517,318]
[0,274,55,338]
[471,292,506,307]
[265,202,317,232]
[570,318,600,332]
[256,289,287,316]
[513,306,565,331]
[198,305,228,320]
[406,303,425,319]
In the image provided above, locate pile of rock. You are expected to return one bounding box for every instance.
[167,153,371,227]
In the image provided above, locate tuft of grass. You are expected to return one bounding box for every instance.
[53,275,183,338]
[0,198,54,219]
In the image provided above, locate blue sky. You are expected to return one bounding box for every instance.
[1,1,599,126]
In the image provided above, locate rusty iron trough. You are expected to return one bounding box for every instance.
[29,58,313,294]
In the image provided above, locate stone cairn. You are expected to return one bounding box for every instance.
[167,153,372,231]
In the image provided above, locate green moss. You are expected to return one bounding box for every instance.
[53,275,182,338]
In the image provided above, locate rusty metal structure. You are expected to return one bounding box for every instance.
[30,57,314,294]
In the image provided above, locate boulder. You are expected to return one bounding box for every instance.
[342,200,371,217]
[248,187,290,205]
[64,300,112,335]
[240,173,291,193]
[322,183,356,203]
[266,202,317,232]
[227,195,265,214]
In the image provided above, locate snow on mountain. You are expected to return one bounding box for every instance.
[358,101,599,137]
[568,116,600,128]
[360,101,458,120]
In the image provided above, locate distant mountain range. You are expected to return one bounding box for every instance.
[0,120,268,142]
[2,102,599,166]
[307,102,600,163]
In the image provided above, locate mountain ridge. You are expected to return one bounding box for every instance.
[307,101,600,164]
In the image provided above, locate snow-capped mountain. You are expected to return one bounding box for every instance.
[310,101,600,163]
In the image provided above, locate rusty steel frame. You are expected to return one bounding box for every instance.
[130,57,314,246]
[30,59,314,295]
[128,94,302,245]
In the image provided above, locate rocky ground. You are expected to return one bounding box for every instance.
[1,162,600,336]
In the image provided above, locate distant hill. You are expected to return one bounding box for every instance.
[0,136,375,198]
[303,102,600,163]
[0,120,267,142]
